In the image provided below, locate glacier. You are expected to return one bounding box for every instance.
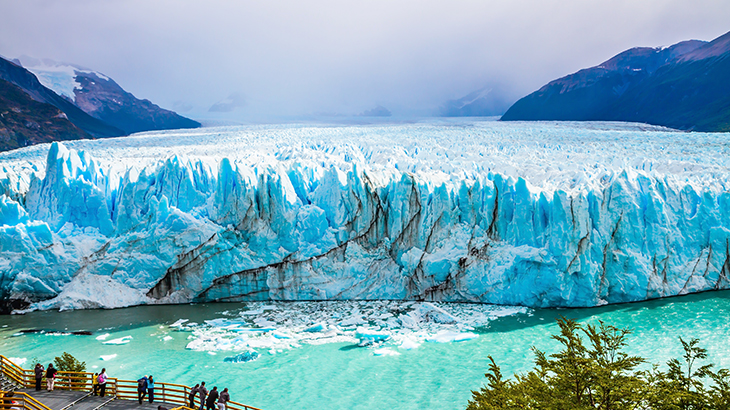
[1,119,730,312]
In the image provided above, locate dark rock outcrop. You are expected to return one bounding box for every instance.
[0,78,91,151]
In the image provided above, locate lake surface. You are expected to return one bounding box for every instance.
[3,291,730,410]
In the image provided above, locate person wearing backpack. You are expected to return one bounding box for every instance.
[45,363,57,391]
[92,373,99,395]
[98,369,108,397]
[189,384,200,409]
[137,375,149,404]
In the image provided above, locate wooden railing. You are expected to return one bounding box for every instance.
[0,356,262,410]
[0,391,53,410]
[115,379,262,410]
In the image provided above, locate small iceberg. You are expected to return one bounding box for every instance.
[8,357,26,366]
[224,351,260,363]
[100,354,117,361]
[272,331,291,339]
[103,335,133,345]
[355,327,390,344]
[373,348,400,357]
[426,331,478,343]
[163,335,173,341]
[95,333,110,341]
[170,319,189,328]
[304,323,326,333]
[399,338,420,350]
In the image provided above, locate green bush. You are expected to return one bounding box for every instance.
[467,318,730,410]
[53,352,86,373]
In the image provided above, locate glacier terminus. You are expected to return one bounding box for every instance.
[1,119,730,312]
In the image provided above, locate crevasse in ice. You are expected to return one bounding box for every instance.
[1,121,730,311]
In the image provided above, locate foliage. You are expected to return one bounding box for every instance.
[53,352,86,373]
[467,318,730,410]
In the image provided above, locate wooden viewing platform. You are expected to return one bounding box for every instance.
[0,356,262,410]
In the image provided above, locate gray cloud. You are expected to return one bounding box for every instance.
[1,0,729,122]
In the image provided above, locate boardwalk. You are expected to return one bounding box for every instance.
[1,355,261,410]
[18,389,179,410]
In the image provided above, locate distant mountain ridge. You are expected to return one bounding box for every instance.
[0,55,201,151]
[502,30,730,131]
[440,86,512,117]
[18,57,200,134]
[0,56,125,139]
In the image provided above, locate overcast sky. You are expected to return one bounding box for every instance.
[1,0,729,122]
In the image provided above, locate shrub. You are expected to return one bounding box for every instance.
[53,352,86,373]
[467,318,730,410]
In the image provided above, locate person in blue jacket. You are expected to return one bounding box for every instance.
[147,375,155,403]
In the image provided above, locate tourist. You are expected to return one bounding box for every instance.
[189,384,200,409]
[197,382,208,410]
[34,363,44,391]
[147,375,155,403]
[137,375,149,404]
[205,387,219,410]
[45,363,57,391]
[2,391,14,410]
[217,388,230,410]
[98,369,108,397]
[92,373,99,396]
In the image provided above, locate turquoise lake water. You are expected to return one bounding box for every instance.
[3,291,730,410]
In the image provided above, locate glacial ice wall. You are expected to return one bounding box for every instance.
[1,121,730,311]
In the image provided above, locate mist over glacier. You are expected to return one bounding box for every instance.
[1,120,730,312]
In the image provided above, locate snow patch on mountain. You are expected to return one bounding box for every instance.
[17,56,109,103]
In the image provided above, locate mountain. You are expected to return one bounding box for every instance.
[0,78,89,150]
[18,57,200,134]
[0,56,125,138]
[502,31,730,131]
[359,105,391,117]
[440,86,513,117]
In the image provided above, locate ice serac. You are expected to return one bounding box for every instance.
[1,122,730,311]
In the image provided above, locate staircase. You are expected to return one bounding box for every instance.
[0,373,22,391]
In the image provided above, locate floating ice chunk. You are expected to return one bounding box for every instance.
[240,308,265,316]
[8,357,26,366]
[103,335,133,345]
[339,315,366,327]
[204,319,231,327]
[224,351,260,363]
[253,317,276,328]
[426,331,478,343]
[207,352,216,356]
[95,333,110,341]
[355,327,390,343]
[170,319,189,328]
[373,348,400,357]
[399,338,420,350]
[272,331,291,339]
[415,303,458,324]
[163,336,173,341]
[304,323,326,333]
[100,354,117,361]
